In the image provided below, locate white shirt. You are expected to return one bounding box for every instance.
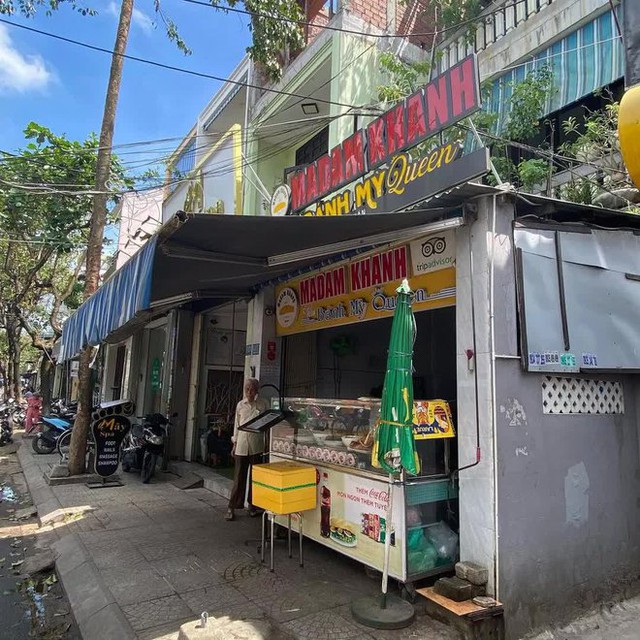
[232,396,269,456]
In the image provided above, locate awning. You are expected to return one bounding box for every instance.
[59,207,468,361]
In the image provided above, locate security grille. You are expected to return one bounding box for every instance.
[542,377,624,415]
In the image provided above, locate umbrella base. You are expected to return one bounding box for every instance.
[350,594,415,630]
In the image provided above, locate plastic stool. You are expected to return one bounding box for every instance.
[261,510,304,572]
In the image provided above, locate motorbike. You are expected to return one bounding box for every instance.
[9,399,26,429]
[0,416,12,446]
[121,414,170,483]
[32,414,74,454]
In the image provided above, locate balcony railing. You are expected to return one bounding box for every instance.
[438,0,555,73]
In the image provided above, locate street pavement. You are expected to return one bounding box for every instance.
[0,438,80,640]
[16,437,461,640]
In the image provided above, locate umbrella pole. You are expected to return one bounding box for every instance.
[380,472,395,609]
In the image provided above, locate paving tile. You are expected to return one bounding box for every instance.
[282,610,374,640]
[91,546,149,570]
[136,539,196,562]
[163,567,223,592]
[149,553,205,575]
[178,583,253,615]
[122,594,194,631]
[101,566,176,606]
[136,617,193,640]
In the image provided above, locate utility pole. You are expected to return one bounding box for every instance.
[67,0,134,475]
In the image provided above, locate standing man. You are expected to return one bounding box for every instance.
[226,378,269,521]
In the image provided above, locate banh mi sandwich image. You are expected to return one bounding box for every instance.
[330,517,357,547]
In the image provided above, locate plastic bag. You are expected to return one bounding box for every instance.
[407,532,438,573]
[425,521,458,562]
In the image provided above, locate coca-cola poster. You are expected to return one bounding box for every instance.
[278,466,405,578]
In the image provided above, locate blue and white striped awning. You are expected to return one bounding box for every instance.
[59,238,156,361]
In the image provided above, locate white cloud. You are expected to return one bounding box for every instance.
[0,25,52,93]
[107,1,154,35]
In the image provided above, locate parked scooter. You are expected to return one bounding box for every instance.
[8,398,26,429]
[0,416,13,446]
[121,414,170,483]
[32,414,74,454]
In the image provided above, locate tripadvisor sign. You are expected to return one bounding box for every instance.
[284,55,487,216]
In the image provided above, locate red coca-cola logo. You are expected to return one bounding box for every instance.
[369,488,389,502]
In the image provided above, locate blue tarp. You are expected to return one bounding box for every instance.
[59,238,157,362]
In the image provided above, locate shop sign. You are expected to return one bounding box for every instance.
[297,145,488,217]
[270,184,291,216]
[92,414,131,477]
[287,56,480,215]
[275,236,456,336]
[276,466,405,578]
[410,229,456,274]
[413,400,455,440]
[150,357,162,392]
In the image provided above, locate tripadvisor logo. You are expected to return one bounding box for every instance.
[421,236,447,257]
[414,235,456,272]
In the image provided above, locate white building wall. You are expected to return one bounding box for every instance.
[115,189,163,269]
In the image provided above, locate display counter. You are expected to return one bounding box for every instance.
[269,397,459,584]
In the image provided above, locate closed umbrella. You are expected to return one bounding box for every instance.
[373,278,419,475]
[351,278,417,629]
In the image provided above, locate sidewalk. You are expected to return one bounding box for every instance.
[18,440,461,640]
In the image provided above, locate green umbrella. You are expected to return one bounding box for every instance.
[353,278,418,626]
[373,278,419,475]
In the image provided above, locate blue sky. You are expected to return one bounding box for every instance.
[0,0,250,172]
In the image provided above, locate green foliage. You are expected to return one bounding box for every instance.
[0,123,132,350]
[503,67,553,142]
[0,0,96,17]
[517,158,549,193]
[434,0,483,44]
[377,51,431,103]
[209,0,304,81]
[480,67,555,189]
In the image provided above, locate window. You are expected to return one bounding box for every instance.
[295,127,329,167]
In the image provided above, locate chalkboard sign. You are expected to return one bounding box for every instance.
[91,415,131,477]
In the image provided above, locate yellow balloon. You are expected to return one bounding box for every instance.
[619,84,640,189]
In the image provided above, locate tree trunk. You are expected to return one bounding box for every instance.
[68,0,133,476]
[6,317,21,400]
[39,354,54,414]
[0,363,6,402]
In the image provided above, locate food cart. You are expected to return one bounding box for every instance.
[269,396,458,587]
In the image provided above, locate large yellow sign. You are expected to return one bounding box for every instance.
[275,232,456,336]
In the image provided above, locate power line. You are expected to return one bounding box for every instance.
[0,18,382,115]
[182,0,540,40]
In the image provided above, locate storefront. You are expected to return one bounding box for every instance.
[261,227,461,586]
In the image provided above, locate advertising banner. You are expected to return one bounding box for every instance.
[278,465,405,579]
[275,234,456,336]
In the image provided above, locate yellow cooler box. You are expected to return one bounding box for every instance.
[252,462,316,514]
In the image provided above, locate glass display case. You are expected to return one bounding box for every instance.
[271,397,453,478]
[269,397,459,583]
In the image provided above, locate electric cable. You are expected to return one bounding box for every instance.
[0,17,383,114]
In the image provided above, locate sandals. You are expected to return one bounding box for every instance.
[225,509,235,521]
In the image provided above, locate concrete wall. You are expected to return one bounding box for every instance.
[456,196,509,595]
[489,204,640,639]
[497,364,640,639]
[115,190,163,269]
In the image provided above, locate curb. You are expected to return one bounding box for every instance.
[17,442,137,640]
